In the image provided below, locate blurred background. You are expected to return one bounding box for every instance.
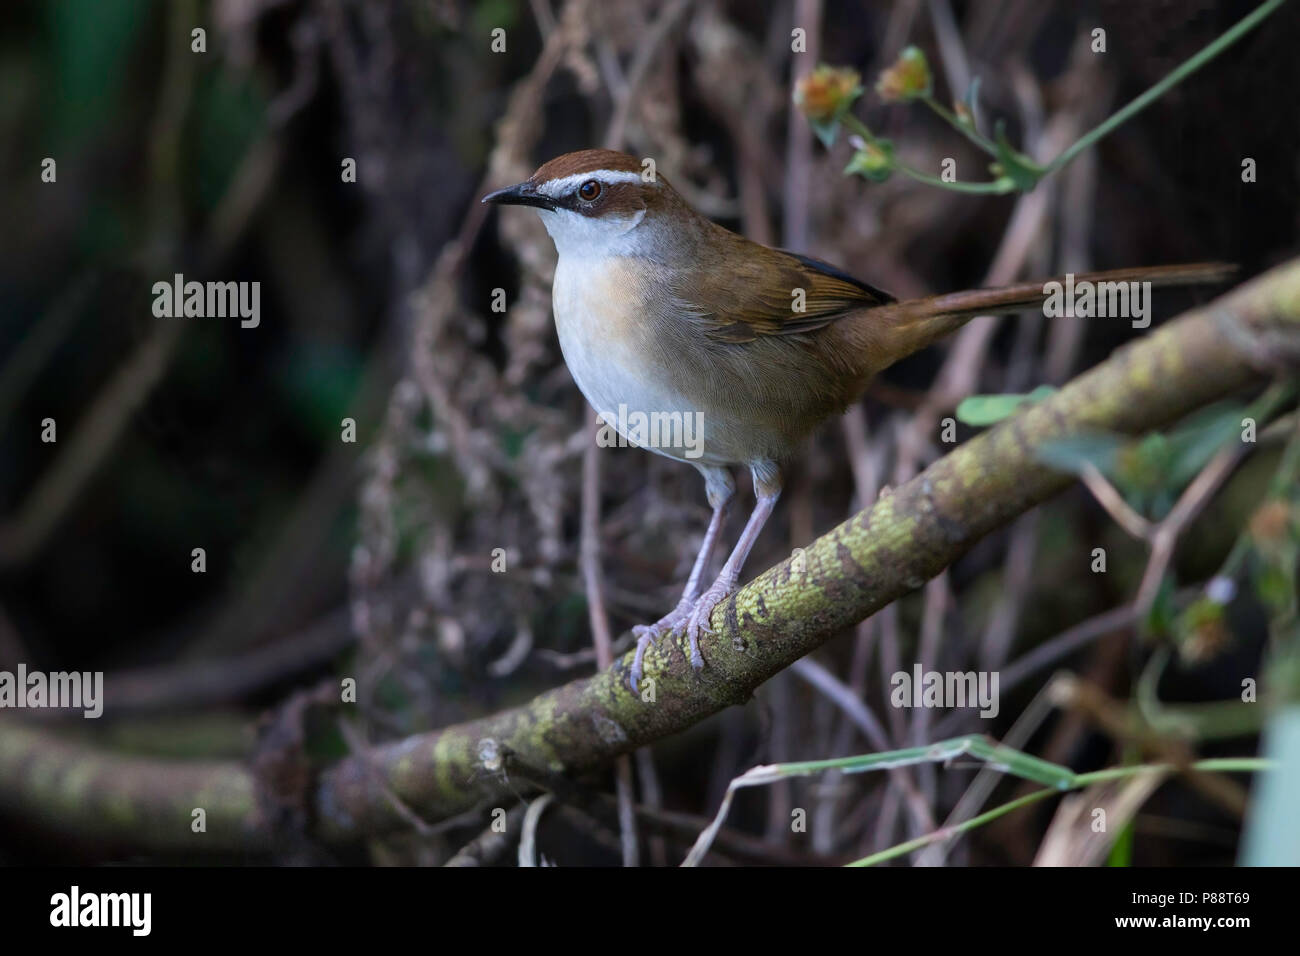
[1,0,1298,866]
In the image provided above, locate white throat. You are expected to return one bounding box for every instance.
[537,207,647,261]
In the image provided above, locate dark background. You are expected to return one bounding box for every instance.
[0,0,1296,865]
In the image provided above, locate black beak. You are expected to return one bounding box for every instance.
[481,181,557,211]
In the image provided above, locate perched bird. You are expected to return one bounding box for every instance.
[483,148,1229,690]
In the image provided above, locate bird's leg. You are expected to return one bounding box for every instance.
[681,462,783,671]
[629,466,734,691]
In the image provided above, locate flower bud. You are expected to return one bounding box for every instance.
[876,46,932,102]
[794,65,863,122]
[845,140,895,182]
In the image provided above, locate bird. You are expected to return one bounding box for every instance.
[483,148,1230,691]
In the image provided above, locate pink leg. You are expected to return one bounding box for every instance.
[679,477,781,670]
[678,500,730,600]
[629,466,735,690]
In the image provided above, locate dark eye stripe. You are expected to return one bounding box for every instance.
[550,181,644,217]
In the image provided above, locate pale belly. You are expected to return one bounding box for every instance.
[552,257,736,467]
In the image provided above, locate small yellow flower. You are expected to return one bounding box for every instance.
[794,65,862,122]
[875,46,932,102]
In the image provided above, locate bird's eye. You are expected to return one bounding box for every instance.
[578,180,602,201]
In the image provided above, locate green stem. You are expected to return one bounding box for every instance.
[841,113,1015,194]
[839,113,882,148]
[895,164,1016,194]
[848,789,1058,866]
[922,94,998,156]
[1043,0,1288,176]
[848,757,1274,866]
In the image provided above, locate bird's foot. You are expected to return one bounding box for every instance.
[628,599,693,692]
[681,578,733,673]
[627,581,734,691]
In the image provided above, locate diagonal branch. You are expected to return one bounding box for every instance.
[2,258,1299,848]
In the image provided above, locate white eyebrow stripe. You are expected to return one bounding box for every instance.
[537,170,646,198]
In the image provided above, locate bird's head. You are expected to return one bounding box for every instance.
[482,149,681,258]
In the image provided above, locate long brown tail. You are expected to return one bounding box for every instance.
[861,262,1236,370]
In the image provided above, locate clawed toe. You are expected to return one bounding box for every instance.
[627,587,732,689]
[628,602,690,691]
[681,586,730,671]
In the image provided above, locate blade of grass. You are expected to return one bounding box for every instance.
[851,757,1273,866]
[682,735,1076,866]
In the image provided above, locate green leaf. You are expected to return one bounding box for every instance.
[1163,401,1247,488]
[810,117,839,148]
[844,139,895,181]
[1240,707,1300,865]
[962,75,983,132]
[1034,432,1127,477]
[955,385,1056,426]
[766,735,1077,789]
[684,735,1078,867]
[1116,433,1174,511]
[1106,819,1135,867]
[1255,564,1293,611]
[990,119,1044,192]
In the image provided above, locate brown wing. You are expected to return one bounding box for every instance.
[669,244,893,344]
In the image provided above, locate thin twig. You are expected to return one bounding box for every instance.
[1134,445,1246,616]
[1079,462,1153,541]
[601,0,695,150]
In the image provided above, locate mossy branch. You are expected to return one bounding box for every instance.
[3,260,1300,849]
